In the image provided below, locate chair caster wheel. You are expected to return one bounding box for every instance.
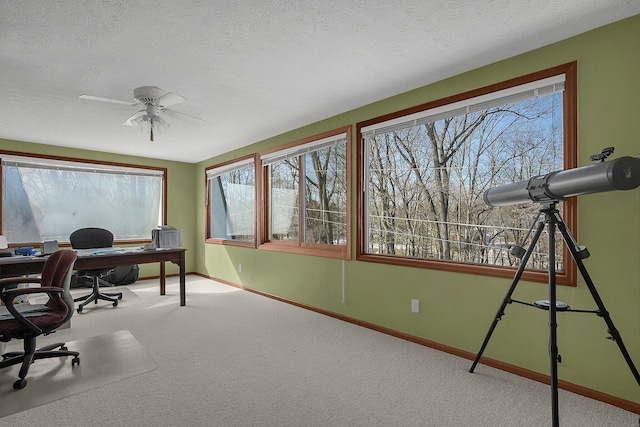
[112,300,118,307]
[13,379,27,390]
[118,295,123,300]
[60,345,67,351]
[72,356,80,366]
[77,307,83,313]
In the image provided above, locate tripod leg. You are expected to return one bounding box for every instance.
[557,219,640,386]
[546,216,560,427]
[469,220,546,373]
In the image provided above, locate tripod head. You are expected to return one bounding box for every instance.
[509,201,589,260]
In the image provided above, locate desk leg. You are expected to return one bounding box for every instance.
[179,251,186,306]
[160,262,166,296]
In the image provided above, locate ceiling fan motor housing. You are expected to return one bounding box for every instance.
[133,86,164,105]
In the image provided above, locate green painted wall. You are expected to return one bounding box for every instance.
[0,138,197,277]
[3,14,638,406]
[195,15,640,403]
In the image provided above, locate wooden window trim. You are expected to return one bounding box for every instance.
[356,62,578,286]
[258,126,352,261]
[204,154,258,248]
[0,149,167,246]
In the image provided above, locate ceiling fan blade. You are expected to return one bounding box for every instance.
[80,94,136,106]
[156,92,186,107]
[162,108,206,123]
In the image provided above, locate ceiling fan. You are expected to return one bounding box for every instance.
[79,86,205,141]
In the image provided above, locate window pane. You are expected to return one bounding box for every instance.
[3,165,162,243]
[209,164,255,241]
[269,158,299,241]
[365,92,564,269]
[304,144,347,245]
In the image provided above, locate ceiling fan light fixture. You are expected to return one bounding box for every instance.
[130,115,170,141]
[151,115,170,133]
[128,114,145,132]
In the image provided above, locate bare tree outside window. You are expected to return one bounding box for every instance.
[261,128,351,259]
[304,146,348,245]
[269,158,300,241]
[364,89,564,271]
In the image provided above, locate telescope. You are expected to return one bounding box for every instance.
[483,147,640,207]
[473,147,640,427]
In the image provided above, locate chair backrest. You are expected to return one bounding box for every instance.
[41,250,78,321]
[70,227,114,250]
[46,251,78,326]
[41,250,78,290]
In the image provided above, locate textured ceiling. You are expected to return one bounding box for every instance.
[1,1,639,163]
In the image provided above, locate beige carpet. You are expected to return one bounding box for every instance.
[69,286,140,311]
[1,277,638,426]
[0,329,157,418]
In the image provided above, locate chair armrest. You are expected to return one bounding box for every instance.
[0,277,42,291]
[1,287,62,336]
[3,286,61,299]
[2,297,43,336]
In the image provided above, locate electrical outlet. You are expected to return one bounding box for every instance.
[238,264,242,272]
[411,299,420,313]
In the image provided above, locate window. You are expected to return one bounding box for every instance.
[1,153,166,244]
[357,63,577,284]
[260,127,351,259]
[206,156,256,245]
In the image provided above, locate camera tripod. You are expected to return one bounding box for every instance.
[469,201,640,427]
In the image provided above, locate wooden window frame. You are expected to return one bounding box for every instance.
[258,126,352,260]
[205,154,258,248]
[356,62,578,285]
[0,149,167,246]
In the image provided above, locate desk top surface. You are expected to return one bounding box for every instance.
[0,247,185,266]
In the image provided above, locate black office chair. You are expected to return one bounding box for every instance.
[70,227,122,313]
[0,250,80,389]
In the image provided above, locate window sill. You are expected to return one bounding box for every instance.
[356,253,575,286]
[205,238,256,248]
[259,241,351,260]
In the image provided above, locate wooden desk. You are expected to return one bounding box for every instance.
[0,248,187,306]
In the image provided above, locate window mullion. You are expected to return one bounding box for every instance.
[299,154,306,245]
